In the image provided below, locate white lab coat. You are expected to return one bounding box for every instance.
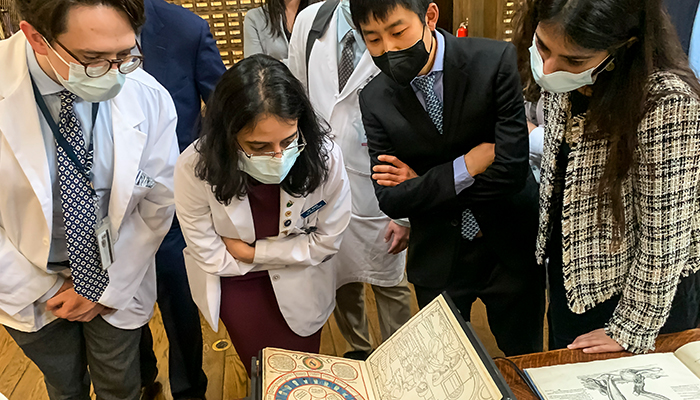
[0,32,179,332]
[289,3,406,288]
[174,141,351,337]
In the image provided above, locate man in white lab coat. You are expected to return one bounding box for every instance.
[0,1,178,398]
[289,0,413,360]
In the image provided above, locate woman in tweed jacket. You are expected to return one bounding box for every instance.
[514,0,700,354]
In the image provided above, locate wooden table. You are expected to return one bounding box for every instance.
[495,329,700,400]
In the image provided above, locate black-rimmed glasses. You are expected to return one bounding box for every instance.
[51,39,144,78]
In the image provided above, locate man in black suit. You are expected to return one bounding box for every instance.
[349,0,544,356]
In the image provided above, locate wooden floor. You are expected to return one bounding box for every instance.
[0,285,507,400]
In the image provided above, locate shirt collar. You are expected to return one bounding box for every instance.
[26,41,65,96]
[429,30,445,74]
[337,9,366,52]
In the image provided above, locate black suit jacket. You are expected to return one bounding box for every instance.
[360,30,540,288]
[665,0,700,55]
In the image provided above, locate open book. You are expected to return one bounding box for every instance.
[525,341,700,400]
[254,294,514,400]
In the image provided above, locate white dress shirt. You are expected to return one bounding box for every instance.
[336,9,365,68]
[26,42,115,265]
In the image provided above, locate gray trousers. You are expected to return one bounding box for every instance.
[5,316,141,400]
[333,275,413,355]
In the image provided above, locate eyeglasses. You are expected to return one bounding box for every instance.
[52,39,144,78]
[238,130,307,160]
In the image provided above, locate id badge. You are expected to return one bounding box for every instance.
[96,218,115,270]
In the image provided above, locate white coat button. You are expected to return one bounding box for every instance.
[43,237,49,246]
[272,274,281,281]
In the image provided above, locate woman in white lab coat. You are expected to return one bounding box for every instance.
[175,54,351,374]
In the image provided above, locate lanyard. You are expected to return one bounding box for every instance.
[30,78,99,194]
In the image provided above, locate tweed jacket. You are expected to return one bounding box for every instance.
[536,71,700,353]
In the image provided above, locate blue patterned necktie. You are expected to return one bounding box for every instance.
[413,73,480,240]
[56,91,109,301]
[413,72,444,134]
[338,30,356,92]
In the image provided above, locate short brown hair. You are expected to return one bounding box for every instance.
[15,0,145,41]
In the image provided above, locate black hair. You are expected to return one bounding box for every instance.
[262,0,309,39]
[195,54,330,205]
[15,0,145,41]
[513,0,700,240]
[349,0,431,31]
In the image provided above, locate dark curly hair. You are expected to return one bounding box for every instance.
[195,54,330,205]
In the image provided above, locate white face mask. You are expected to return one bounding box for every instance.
[529,36,610,93]
[238,138,303,184]
[340,0,355,29]
[44,39,126,103]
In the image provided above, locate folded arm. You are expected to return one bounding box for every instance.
[456,44,531,206]
[175,153,256,277]
[253,145,352,266]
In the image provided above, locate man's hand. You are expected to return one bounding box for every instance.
[568,328,625,354]
[464,143,496,177]
[56,278,74,295]
[385,221,410,255]
[222,237,256,263]
[47,289,106,322]
[372,155,418,187]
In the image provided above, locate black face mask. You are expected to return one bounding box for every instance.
[371,26,434,87]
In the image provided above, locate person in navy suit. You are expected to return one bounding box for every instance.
[665,0,700,330]
[665,0,700,55]
[139,0,226,399]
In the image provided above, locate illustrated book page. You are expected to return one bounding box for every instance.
[674,341,700,378]
[364,295,503,400]
[262,348,375,400]
[525,352,700,400]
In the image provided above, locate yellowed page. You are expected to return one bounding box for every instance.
[262,347,376,400]
[675,341,700,378]
[365,295,501,400]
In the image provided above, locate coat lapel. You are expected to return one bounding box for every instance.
[539,91,569,204]
[392,84,442,139]
[108,97,147,234]
[307,13,340,119]
[321,12,340,99]
[535,91,570,262]
[0,33,52,228]
[337,50,379,104]
[224,196,256,244]
[441,33,469,139]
